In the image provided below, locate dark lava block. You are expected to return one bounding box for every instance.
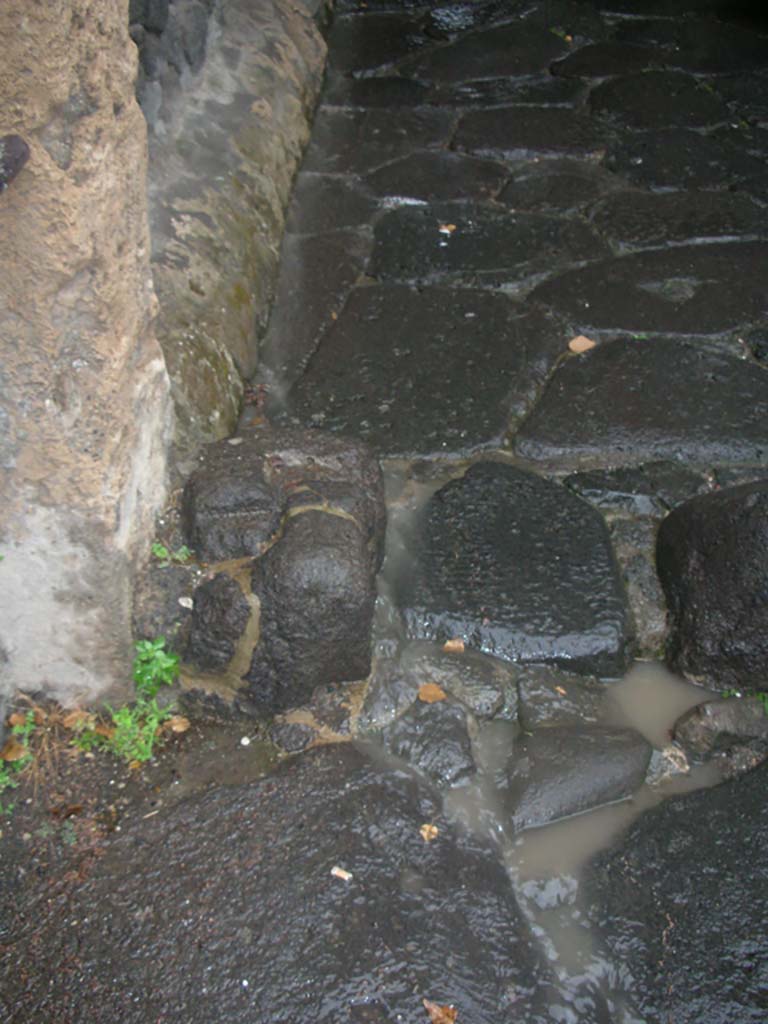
[674,696,768,766]
[588,190,768,250]
[322,73,431,108]
[0,744,553,1024]
[378,696,476,786]
[328,12,427,77]
[396,462,629,674]
[259,230,370,388]
[285,173,378,234]
[584,757,768,1024]
[551,41,665,78]
[365,150,509,202]
[429,73,585,108]
[603,129,768,194]
[369,200,608,285]
[401,22,568,83]
[516,664,606,731]
[285,286,569,457]
[499,159,622,214]
[182,427,385,562]
[505,724,651,830]
[588,70,727,129]
[245,511,380,713]
[657,480,768,690]
[515,339,768,467]
[185,572,252,671]
[565,462,710,516]
[527,242,768,334]
[455,106,607,160]
[302,107,455,175]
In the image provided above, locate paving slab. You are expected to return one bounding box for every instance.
[428,72,585,108]
[395,462,629,674]
[259,230,369,387]
[527,242,768,335]
[588,190,768,250]
[285,172,378,234]
[514,338,768,467]
[284,286,570,457]
[565,462,710,516]
[712,72,768,123]
[499,159,623,213]
[612,16,768,74]
[588,71,728,130]
[603,128,768,194]
[584,757,768,1024]
[399,22,569,83]
[322,73,431,108]
[302,107,456,175]
[0,744,553,1024]
[327,12,428,77]
[364,150,509,202]
[369,200,609,285]
[455,106,608,160]
[551,41,665,77]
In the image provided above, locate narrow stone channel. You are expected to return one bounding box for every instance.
[3,2,768,1022]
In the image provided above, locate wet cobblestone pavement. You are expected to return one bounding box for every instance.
[4,2,768,1022]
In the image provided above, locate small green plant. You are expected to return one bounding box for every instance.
[722,688,768,715]
[0,709,36,815]
[73,639,180,765]
[151,542,192,567]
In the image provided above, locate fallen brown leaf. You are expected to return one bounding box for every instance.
[555,686,567,696]
[8,712,27,728]
[331,865,353,882]
[443,638,465,654]
[62,709,95,731]
[420,823,439,843]
[166,715,191,734]
[418,682,447,704]
[423,998,458,1023]
[94,723,116,740]
[568,334,597,354]
[0,736,28,762]
[438,223,457,234]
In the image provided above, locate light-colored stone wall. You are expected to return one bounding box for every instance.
[0,1,173,707]
[147,0,327,466]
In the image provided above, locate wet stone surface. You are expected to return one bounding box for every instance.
[0,745,554,1024]
[396,462,629,675]
[527,242,768,335]
[284,287,570,457]
[499,158,622,214]
[515,339,768,468]
[585,758,768,1024]
[455,106,608,160]
[369,200,609,286]
[587,189,768,250]
[550,41,665,78]
[565,462,711,516]
[378,695,477,786]
[364,150,509,202]
[504,724,652,831]
[588,70,728,129]
[657,480,768,691]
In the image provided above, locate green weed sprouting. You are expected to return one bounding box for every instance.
[0,710,36,815]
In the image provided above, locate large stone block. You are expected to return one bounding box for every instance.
[180,428,386,714]
[0,1,172,706]
[657,480,768,690]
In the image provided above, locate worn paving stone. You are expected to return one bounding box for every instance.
[551,41,665,77]
[565,462,710,516]
[322,73,431,108]
[400,641,518,721]
[302,107,456,176]
[369,200,609,285]
[612,15,768,74]
[527,242,768,335]
[259,230,369,388]
[0,744,555,1024]
[603,128,768,194]
[399,22,569,83]
[378,696,477,786]
[515,338,768,467]
[428,72,585,108]
[505,724,651,830]
[589,71,728,130]
[657,480,768,691]
[712,72,768,123]
[588,190,768,250]
[327,12,428,77]
[285,287,570,457]
[396,462,630,674]
[499,159,622,213]
[516,664,606,731]
[584,757,768,1024]
[455,106,608,161]
[285,173,378,234]
[365,150,509,202]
